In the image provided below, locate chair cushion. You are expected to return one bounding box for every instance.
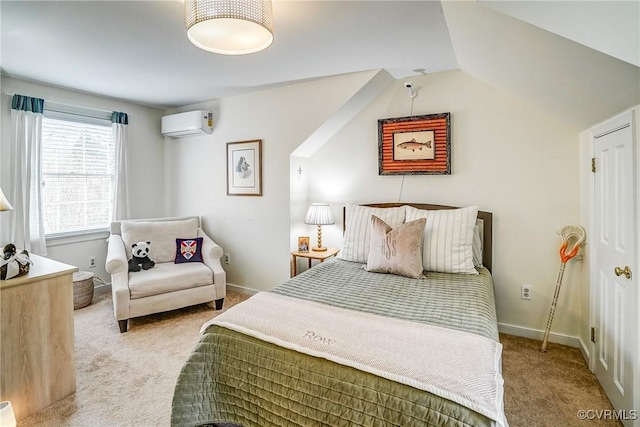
[121,218,199,263]
[128,262,213,299]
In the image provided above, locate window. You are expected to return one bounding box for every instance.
[41,111,114,237]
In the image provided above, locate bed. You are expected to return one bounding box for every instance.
[171,203,507,427]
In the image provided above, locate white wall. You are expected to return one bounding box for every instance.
[164,71,376,291]
[305,70,585,340]
[0,70,588,340]
[0,77,166,281]
[165,68,587,340]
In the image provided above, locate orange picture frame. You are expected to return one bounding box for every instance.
[297,236,310,253]
[378,113,451,175]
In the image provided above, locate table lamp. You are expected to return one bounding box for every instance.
[304,203,334,252]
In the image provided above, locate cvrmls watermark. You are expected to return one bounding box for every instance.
[577,409,638,421]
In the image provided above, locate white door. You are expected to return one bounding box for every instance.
[592,114,636,425]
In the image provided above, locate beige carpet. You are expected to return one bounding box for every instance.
[19,287,618,427]
[19,286,249,427]
[500,333,621,427]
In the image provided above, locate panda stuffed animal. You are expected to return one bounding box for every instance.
[128,241,156,272]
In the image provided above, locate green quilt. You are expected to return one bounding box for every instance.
[171,260,500,427]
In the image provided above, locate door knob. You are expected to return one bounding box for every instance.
[614,266,632,279]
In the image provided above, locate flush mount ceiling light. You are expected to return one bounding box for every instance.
[185,0,274,55]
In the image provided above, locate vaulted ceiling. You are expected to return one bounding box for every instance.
[2,1,638,130]
[443,1,640,130]
[1,1,456,107]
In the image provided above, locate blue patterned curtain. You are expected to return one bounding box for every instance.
[4,94,47,254]
[111,111,130,220]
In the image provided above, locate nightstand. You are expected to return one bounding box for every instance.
[291,248,340,277]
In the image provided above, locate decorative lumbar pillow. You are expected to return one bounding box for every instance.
[405,205,479,275]
[128,241,156,272]
[338,203,406,264]
[364,215,426,279]
[175,237,204,264]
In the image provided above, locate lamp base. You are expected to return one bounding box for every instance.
[313,246,328,252]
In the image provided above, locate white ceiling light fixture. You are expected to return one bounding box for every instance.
[185,0,274,55]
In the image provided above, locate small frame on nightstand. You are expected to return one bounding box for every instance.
[297,236,309,253]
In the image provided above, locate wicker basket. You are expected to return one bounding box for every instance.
[73,271,94,310]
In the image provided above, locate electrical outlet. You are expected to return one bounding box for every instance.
[224,253,231,264]
[89,256,96,268]
[521,284,532,300]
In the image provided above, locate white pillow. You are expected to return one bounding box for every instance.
[472,221,483,268]
[405,205,479,275]
[121,218,199,264]
[338,203,405,263]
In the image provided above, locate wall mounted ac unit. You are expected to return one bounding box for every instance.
[161,110,213,138]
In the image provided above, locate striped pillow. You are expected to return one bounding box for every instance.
[405,205,479,275]
[338,203,406,263]
[472,222,483,268]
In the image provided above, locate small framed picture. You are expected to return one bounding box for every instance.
[227,139,263,196]
[298,236,310,253]
[393,130,435,161]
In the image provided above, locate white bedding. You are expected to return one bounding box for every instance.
[204,291,508,427]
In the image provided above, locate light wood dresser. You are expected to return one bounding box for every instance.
[0,255,78,421]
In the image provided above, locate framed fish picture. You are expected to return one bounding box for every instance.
[378,113,451,175]
[227,139,263,196]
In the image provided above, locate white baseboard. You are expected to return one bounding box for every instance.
[499,323,593,367]
[578,338,591,366]
[226,283,259,296]
[498,322,582,348]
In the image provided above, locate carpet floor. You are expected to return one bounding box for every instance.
[18,286,619,427]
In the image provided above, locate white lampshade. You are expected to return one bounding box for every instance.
[185,0,274,55]
[304,203,334,252]
[0,187,13,212]
[0,401,17,427]
[304,203,335,226]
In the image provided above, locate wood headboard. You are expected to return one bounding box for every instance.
[343,203,493,272]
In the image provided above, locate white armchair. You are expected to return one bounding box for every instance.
[105,216,226,333]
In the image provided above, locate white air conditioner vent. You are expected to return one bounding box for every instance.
[161,111,213,138]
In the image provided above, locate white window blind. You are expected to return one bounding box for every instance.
[41,114,114,236]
